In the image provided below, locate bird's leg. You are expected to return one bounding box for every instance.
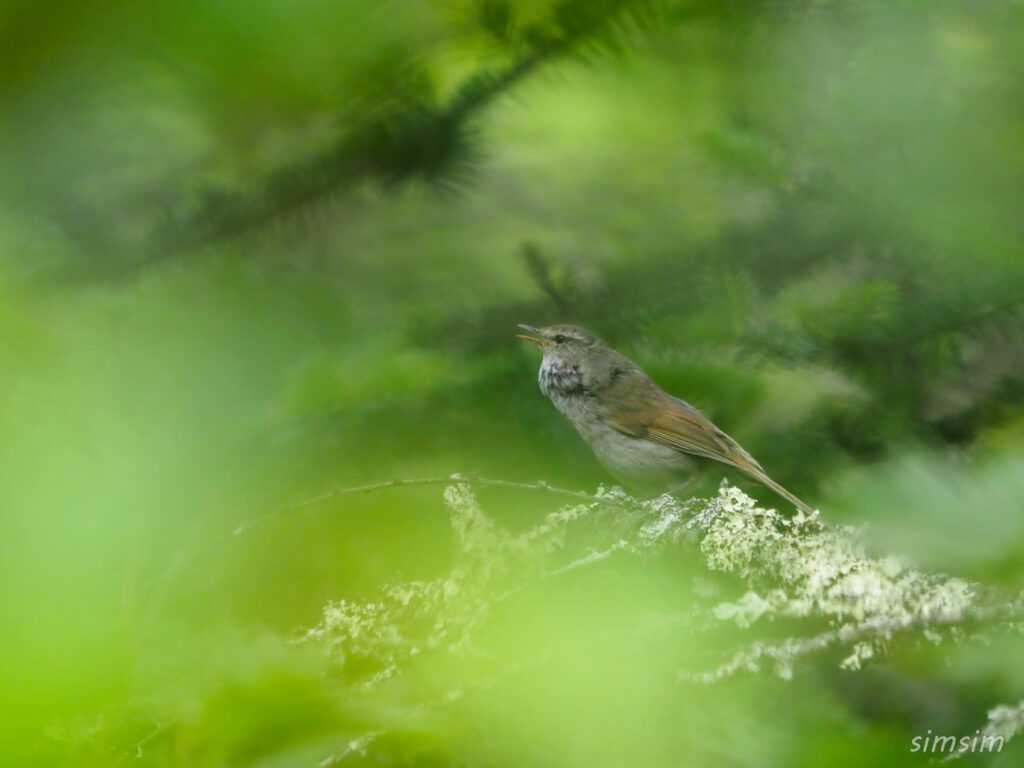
[644,470,701,500]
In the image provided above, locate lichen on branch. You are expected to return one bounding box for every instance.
[303,478,1020,690]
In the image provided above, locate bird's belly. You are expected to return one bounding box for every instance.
[587,426,694,492]
[551,393,693,492]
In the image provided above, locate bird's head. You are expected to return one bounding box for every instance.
[517,323,604,359]
[517,324,625,393]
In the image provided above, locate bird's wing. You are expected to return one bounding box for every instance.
[599,370,765,473]
[600,370,816,513]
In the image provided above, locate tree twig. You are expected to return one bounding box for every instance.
[231,474,599,536]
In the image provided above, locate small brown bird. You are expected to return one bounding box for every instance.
[518,323,814,514]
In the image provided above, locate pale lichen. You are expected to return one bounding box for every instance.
[302,482,605,683]
[682,481,991,679]
[304,479,1016,688]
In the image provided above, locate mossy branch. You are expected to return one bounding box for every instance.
[300,478,1024,764]
[303,479,1022,682]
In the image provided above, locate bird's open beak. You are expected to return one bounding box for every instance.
[516,324,549,348]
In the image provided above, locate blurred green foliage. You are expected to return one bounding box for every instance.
[1,0,1023,765]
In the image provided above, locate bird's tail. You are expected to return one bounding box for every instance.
[731,454,816,515]
[753,471,816,516]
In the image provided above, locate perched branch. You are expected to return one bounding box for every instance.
[303,480,1023,683]
[231,473,597,537]
[299,479,1024,764]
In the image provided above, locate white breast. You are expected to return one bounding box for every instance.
[539,362,692,492]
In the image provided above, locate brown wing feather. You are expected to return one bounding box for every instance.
[600,369,756,468]
[600,369,815,514]
[648,404,763,470]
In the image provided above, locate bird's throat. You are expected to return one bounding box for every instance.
[539,357,585,398]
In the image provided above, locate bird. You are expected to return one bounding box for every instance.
[517,323,815,514]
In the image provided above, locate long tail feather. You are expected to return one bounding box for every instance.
[748,468,816,515]
[727,453,816,515]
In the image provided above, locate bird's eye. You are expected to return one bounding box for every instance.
[554,334,567,344]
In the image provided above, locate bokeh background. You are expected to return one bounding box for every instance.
[2,0,1024,765]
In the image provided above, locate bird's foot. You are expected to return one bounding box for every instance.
[643,473,700,501]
